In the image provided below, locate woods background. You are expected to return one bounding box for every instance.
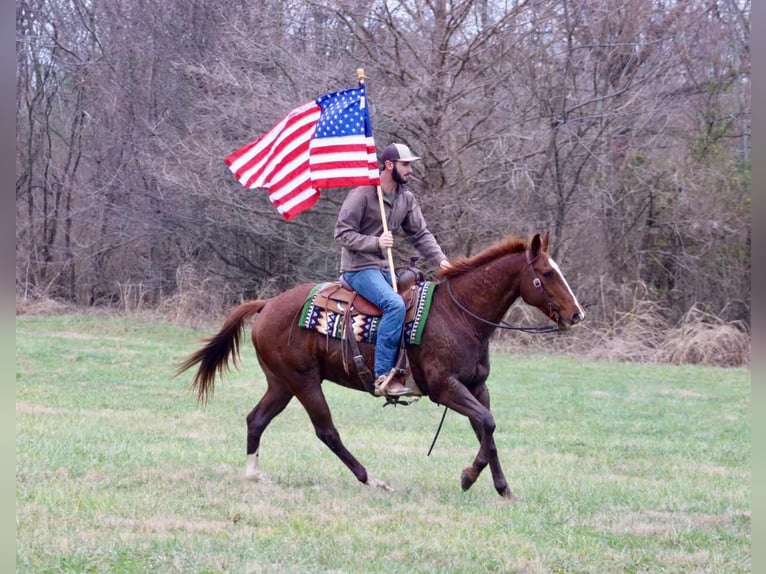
[15,0,750,365]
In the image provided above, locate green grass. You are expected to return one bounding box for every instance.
[16,314,750,573]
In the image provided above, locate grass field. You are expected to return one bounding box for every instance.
[16,313,750,573]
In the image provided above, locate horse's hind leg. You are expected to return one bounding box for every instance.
[295,384,393,491]
[245,384,293,481]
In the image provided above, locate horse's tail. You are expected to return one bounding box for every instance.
[176,300,269,405]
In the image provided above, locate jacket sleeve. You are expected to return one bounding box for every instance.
[334,188,383,253]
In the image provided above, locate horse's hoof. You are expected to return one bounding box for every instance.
[461,468,476,491]
[364,473,394,492]
[498,486,517,500]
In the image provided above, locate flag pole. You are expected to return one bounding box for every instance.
[357,68,398,291]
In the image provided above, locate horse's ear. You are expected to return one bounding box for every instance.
[530,233,542,257]
[542,230,550,252]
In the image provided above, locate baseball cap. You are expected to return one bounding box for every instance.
[381,143,421,163]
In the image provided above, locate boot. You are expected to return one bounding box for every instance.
[374,371,413,397]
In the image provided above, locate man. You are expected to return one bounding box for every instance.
[334,142,451,397]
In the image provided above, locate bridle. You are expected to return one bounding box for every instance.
[526,249,562,324]
[444,250,559,334]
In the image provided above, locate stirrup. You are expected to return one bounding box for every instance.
[382,395,419,407]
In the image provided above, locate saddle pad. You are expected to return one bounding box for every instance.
[298,281,436,346]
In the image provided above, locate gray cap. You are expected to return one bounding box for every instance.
[381,143,421,163]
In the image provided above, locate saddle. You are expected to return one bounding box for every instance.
[310,267,425,396]
[312,267,423,321]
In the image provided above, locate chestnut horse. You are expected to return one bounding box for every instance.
[177,231,584,497]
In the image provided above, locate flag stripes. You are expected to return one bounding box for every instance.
[224,86,380,220]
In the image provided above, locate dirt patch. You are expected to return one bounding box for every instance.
[99,514,232,534]
[658,388,711,399]
[587,508,741,536]
[503,557,547,574]
[660,549,711,569]
[16,401,66,415]
[58,331,128,342]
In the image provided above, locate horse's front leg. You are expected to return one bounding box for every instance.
[432,377,514,498]
[467,383,514,498]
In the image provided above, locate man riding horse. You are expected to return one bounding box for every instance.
[334,142,452,398]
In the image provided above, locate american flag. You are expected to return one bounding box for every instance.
[225,85,380,221]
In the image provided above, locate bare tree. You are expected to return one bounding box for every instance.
[16,0,750,329]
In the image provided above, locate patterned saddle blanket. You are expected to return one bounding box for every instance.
[298,281,436,346]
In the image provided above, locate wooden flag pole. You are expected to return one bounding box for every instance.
[357,68,398,291]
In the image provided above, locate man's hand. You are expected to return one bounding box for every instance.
[439,259,453,270]
[378,230,394,250]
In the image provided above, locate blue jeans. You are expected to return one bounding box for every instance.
[343,269,405,378]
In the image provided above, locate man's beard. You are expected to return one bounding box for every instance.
[392,164,408,185]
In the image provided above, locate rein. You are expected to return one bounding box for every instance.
[444,251,559,334]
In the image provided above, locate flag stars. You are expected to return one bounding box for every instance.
[315,88,367,138]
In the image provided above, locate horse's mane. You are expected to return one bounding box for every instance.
[437,235,528,279]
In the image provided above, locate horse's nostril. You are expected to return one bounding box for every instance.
[572,312,581,324]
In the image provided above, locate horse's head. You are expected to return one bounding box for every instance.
[520,231,585,331]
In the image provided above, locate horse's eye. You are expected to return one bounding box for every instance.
[543,271,553,279]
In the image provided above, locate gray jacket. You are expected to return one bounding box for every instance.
[334,185,447,273]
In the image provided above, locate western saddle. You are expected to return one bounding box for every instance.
[310,268,424,395]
